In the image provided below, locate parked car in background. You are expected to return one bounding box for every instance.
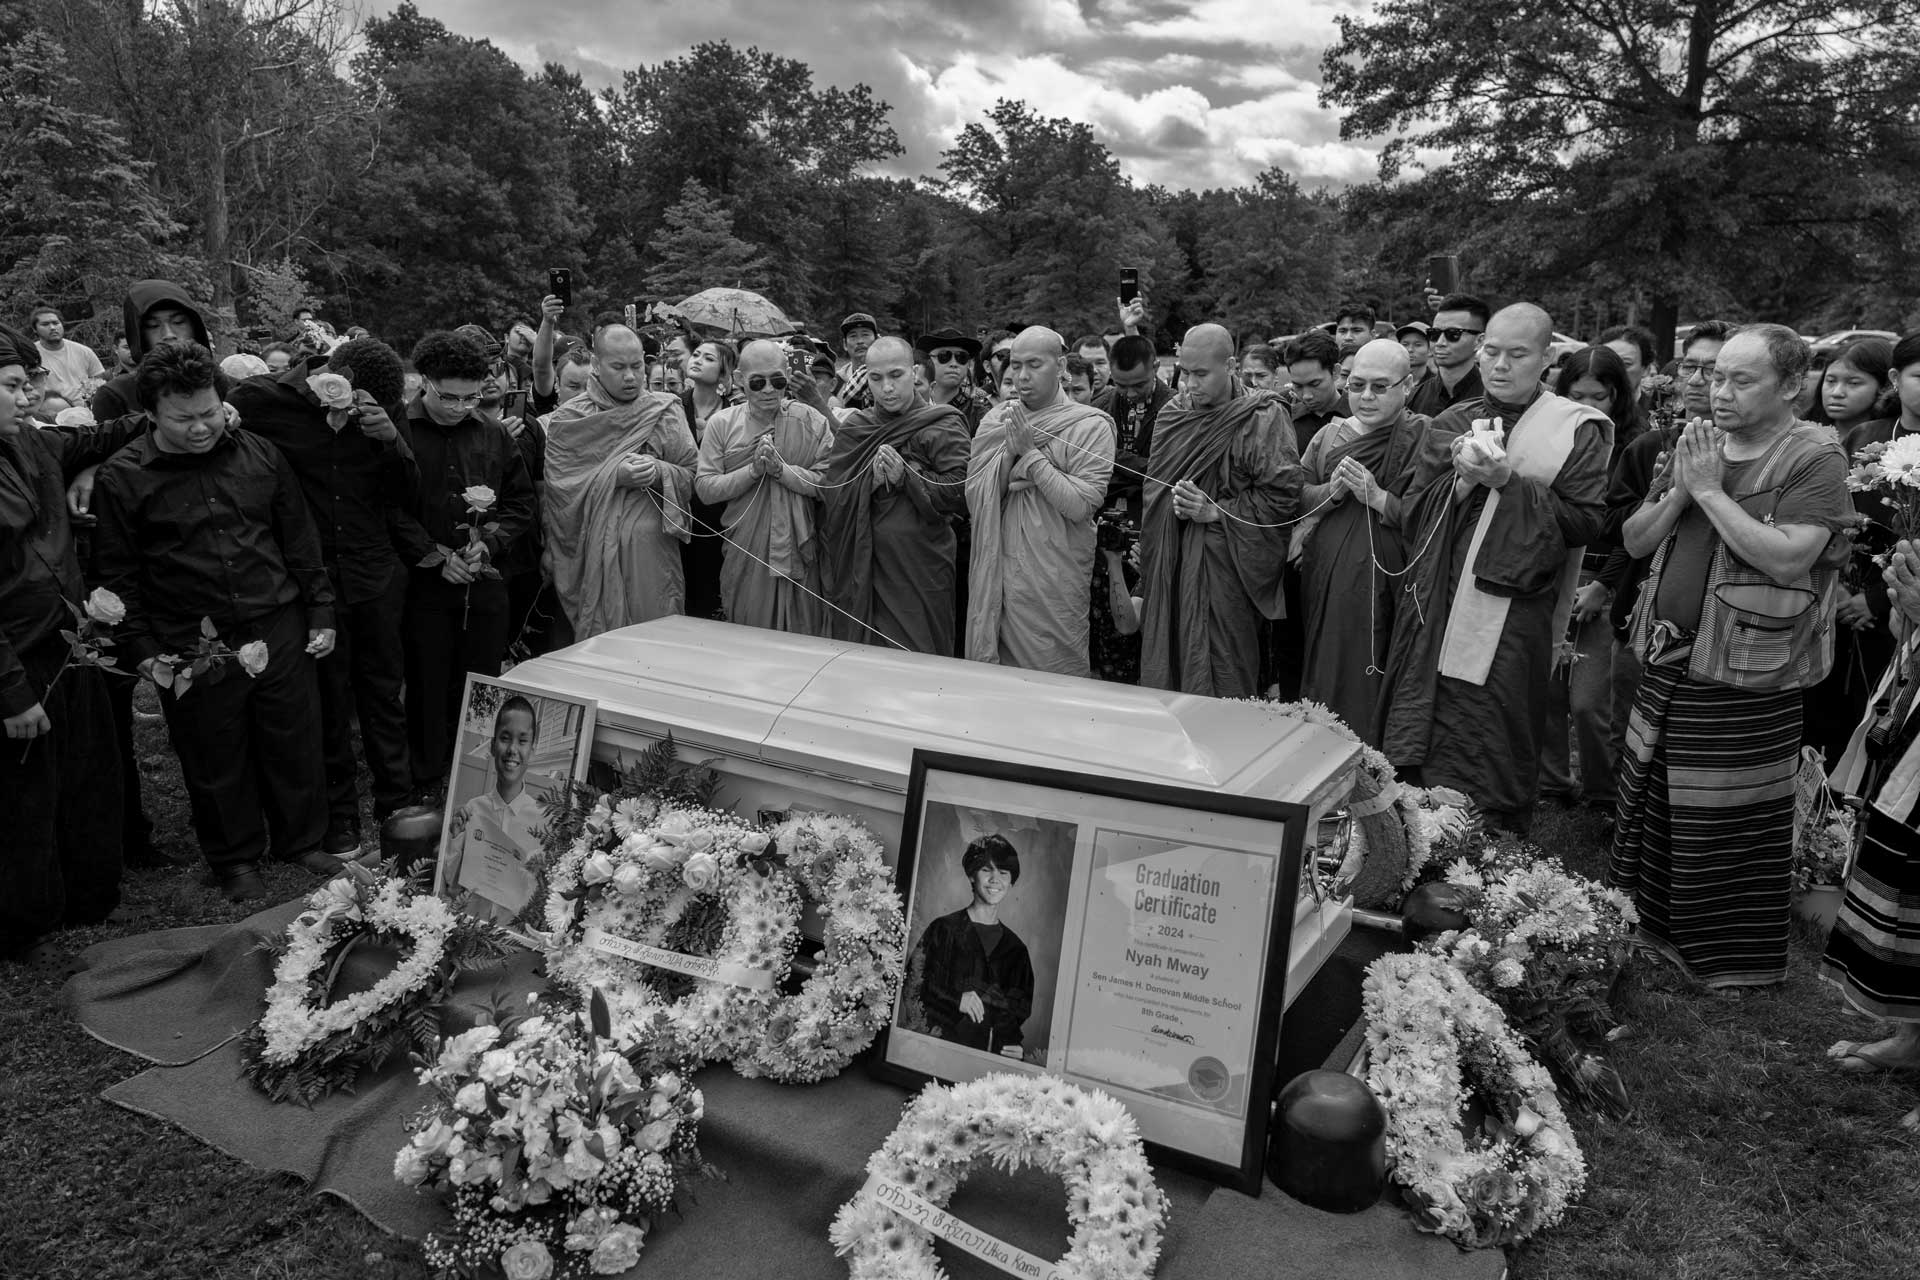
[1812,328,1899,358]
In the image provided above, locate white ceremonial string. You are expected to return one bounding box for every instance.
[653,482,912,653]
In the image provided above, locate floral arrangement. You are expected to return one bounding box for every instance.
[731,812,907,1083]
[1419,841,1637,1114]
[398,997,708,1278]
[829,1072,1167,1280]
[419,484,503,627]
[1848,435,1920,545]
[1363,952,1585,1249]
[543,797,802,1065]
[1792,746,1857,892]
[239,863,516,1105]
[150,614,269,697]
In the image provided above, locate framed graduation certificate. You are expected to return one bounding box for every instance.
[874,750,1309,1194]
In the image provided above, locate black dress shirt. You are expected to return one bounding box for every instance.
[0,416,148,716]
[92,427,336,668]
[390,402,536,571]
[227,357,418,604]
[1408,364,1483,420]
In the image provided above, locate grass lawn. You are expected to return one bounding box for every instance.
[5,697,1919,1279]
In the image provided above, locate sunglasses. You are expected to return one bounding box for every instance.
[930,350,971,365]
[1433,327,1484,343]
[744,373,790,392]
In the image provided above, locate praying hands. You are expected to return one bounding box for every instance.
[873,443,906,488]
[617,451,657,490]
[1170,478,1221,523]
[1331,456,1383,512]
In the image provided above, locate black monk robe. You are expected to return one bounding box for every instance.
[818,395,971,655]
[1137,388,1301,698]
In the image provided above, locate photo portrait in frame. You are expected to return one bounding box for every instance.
[875,751,1309,1195]
[434,674,596,931]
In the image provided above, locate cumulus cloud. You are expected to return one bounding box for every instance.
[409,0,1383,190]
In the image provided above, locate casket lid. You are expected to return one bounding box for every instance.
[507,617,1356,802]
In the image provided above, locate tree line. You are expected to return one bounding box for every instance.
[5,0,1916,359]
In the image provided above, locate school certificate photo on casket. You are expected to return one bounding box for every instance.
[877,751,1309,1194]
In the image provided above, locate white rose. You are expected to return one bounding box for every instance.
[610,863,645,896]
[83,587,126,626]
[454,1082,488,1114]
[581,852,616,885]
[304,370,355,409]
[737,831,771,855]
[236,640,270,677]
[681,851,720,893]
[461,484,497,512]
[393,1143,433,1186]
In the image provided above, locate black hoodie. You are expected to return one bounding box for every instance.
[87,280,215,421]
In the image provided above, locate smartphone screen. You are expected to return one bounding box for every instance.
[1119,268,1140,305]
[547,267,572,306]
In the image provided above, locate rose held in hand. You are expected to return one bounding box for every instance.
[83,587,125,626]
[237,641,270,677]
[305,371,355,409]
[462,485,497,512]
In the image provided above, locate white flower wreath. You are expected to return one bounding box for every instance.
[1363,952,1586,1248]
[732,812,907,1083]
[544,802,802,1064]
[829,1072,1168,1280]
[254,873,456,1067]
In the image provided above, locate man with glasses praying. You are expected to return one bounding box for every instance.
[1295,339,1431,739]
[696,340,834,636]
[391,331,536,801]
[543,324,698,643]
[1408,293,1490,417]
[1378,304,1613,832]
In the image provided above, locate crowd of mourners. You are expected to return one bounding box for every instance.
[7,277,1920,1099]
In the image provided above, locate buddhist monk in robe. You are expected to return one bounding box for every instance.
[543,325,699,641]
[1378,305,1612,831]
[965,327,1115,676]
[1136,324,1299,698]
[1294,339,1433,741]
[695,340,834,636]
[818,337,971,654]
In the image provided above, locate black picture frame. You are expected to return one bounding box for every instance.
[872,750,1310,1196]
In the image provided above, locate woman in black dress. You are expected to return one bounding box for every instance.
[906,834,1035,1056]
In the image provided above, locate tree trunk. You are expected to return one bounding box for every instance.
[204,109,233,354]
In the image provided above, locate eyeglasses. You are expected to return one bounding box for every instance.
[745,373,790,392]
[1432,327,1484,343]
[1678,360,1717,381]
[426,381,482,408]
[930,350,971,365]
[1349,377,1409,399]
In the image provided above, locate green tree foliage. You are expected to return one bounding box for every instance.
[344,3,589,346]
[643,179,770,302]
[0,3,195,350]
[1322,0,1920,347]
[941,100,1184,337]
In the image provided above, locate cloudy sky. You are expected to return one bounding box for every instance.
[407,0,1382,191]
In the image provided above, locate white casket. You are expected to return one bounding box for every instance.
[506,617,1360,1007]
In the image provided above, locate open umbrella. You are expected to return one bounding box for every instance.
[664,288,796,338]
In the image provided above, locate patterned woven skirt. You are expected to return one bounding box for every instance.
[1821,805,1920,1021]
[1609,656,1801,988]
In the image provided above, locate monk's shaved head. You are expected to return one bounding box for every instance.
[593,324,647,402]
[1350,337,1410,382]
[595,325,645,361]
[737,339,786,375]
[1008,326,1066,409]
[1489,303,1554,354]
[865,336,914,369]
[1012,326,1066,360]
[1182,325,1235,364]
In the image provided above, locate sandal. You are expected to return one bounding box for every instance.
[1828,1038,1920,1073]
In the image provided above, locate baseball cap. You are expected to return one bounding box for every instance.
[840,312,878,335]
[1394,320,1431,338]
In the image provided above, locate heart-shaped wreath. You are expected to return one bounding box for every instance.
[240,863,516,1105]
[830,1072,1168,1280]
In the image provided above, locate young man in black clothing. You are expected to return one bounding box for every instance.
[1408,294,1490,418]
[93,343,339,902]
[227,337,417,855]
[392,332,536,799]
[0,325,146,967]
